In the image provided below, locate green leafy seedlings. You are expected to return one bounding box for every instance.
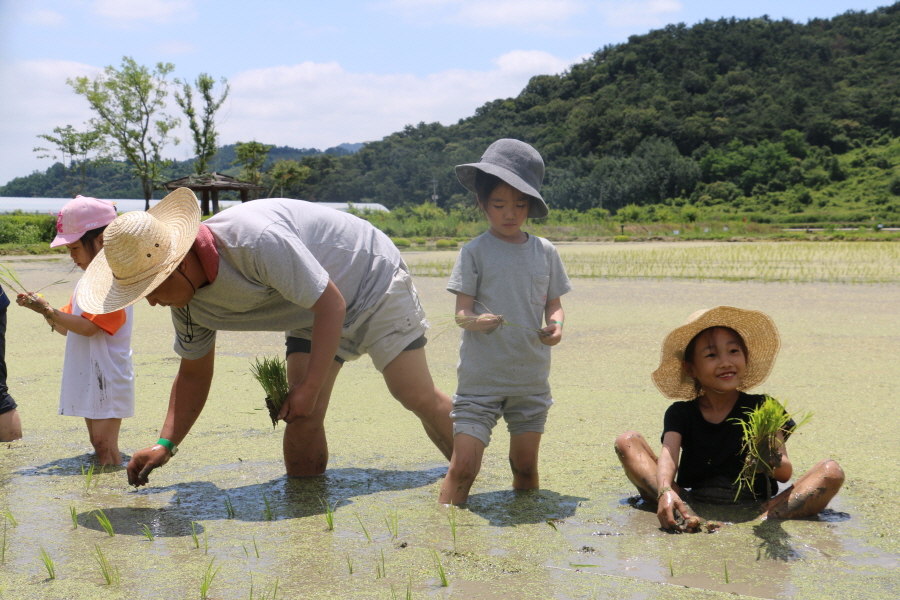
[249,575,279,600]
[69,506,78,529]
[375,547,386,579]
[94,509,114,537]
[320,496,337,531]
[669,557,674,577]
[191,521,200,548]
[1,521,8,564]
[81,463,96,492]
[38,546,55,580]
[94,544,119,586]
[2,508,17,527]
[262,494,274,521]
[383,509,399,540]
[345,553,353,575]
[431,549,449,587]
[733,395,812,499]
[140,524,154,541]
[0,263,67,300]
[724,559,730,584]
[252,536,260,559]
[447,503,458,551]
[250,356,290,427]
[355,513,371,542]
[200,557,221,600]
[224,495,235,519]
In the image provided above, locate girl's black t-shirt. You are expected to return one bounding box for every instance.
[662,392,792,492]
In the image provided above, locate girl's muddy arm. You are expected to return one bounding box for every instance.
[540,297,564,346]
[771,431,793,482]
[16,292,100,337]
[657,432,694,529]
[127,349,216,486]
[454,292,501,332]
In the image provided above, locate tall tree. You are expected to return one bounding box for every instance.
[69,56,180,210]
[232,141,273,186]
[267,159,311,197]
[33,124,109,197]
[174,73,230,175]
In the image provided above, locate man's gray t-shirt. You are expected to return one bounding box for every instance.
[172,199,402,360]
[447,232,572,396]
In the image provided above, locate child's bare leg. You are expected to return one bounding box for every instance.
[0,409,22,441]
[760,459,844,520]
[614,431,661,502]
[439,433,485,505]
[85,418,123,465]
[509,431,541,490]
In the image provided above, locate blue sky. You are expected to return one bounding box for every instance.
[0,0,892,187]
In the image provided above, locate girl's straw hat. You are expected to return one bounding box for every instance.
[76,188,200,314]
[651,306,780,400]
[455,139,549,218]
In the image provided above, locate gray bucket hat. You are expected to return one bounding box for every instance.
[455,139,549,218]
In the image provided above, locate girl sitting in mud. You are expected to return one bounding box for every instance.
[615,306,844,531]
[439,139,572,504]
[17,197,134,466]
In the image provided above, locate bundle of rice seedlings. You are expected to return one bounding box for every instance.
[0,263,67,303]
[250,356,289,428]
[733,395,812,500]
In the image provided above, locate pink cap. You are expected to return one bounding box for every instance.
[50,196,118,248]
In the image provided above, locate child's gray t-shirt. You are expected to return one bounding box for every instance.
[171,198,402,360]
[447,232,572,396]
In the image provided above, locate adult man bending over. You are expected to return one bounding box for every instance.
[77,188,453,485]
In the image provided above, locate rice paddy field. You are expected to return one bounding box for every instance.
[1,241,898,599]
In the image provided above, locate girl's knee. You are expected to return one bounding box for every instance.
[819,459,845,485]
[614,431,643,458]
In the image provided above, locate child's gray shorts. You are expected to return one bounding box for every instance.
[450,392,553,447]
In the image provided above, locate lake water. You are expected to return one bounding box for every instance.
[0,196,241,214]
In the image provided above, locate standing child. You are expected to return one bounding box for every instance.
[17,197,133,465]
[615,306,844,531]
[439,139,572,504]
[0,284,22,441]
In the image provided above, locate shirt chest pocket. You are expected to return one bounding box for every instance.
[531,274,550,306]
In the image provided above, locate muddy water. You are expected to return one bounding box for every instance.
[1,249,899,599]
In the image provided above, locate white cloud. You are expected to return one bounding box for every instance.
[218,50,574,151]
[380,0,587,29]
[91,0,196,24]
[596,0,682,28]
[0,59,101,184]
[23,9,65,27]
[155,40,197,56]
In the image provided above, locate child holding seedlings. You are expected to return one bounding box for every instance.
[17,196,133,465]
[440,139,572,504]
[615,306,844,531]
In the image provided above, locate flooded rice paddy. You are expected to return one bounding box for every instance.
[1,242,899,599]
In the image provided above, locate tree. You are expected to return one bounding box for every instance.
[174,73,230,175]
[69,56,180,210]
[268,160,310,197]
[232,141,273,186]
[33,124,109,197]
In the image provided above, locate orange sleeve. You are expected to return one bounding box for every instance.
[80,309,127,336]
[60,301,73,315]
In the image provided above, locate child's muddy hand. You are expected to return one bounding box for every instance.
[16,292,48,313]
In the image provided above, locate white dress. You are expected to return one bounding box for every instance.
[58,281,134,419]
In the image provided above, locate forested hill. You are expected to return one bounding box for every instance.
[297,3,900,217]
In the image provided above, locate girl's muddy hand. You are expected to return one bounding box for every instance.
[16,292,48,313]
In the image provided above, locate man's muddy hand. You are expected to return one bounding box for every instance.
[127,445,171,487]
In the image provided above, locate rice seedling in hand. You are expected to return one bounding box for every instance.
[140,523,154,541]
[38,546,55,580]
[199,557,221,600]
[431,549,449,587]
[94,509,114,537]
[319,496,337,531]
[250,356,290,427]
[733,395,812,500]
[93,544,119,585]
[0,263,67,303]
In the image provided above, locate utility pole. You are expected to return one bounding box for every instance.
[431,176,439,204]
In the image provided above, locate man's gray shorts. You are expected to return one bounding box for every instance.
[451,392,553,447]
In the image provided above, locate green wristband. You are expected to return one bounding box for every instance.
[550,320,563,327]
[156,438,178,456]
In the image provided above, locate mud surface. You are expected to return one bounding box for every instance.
[1,248,899,599]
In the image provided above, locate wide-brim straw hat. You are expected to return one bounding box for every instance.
[651,306,780,400]
[76,188,201,314]
[455,139,549,218]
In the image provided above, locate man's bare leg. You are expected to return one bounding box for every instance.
[283,353,342,476]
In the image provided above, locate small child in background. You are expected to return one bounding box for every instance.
[0,284,22,441]
[18,197,134,465]
[439,139,572,504]
[615,306,844,531]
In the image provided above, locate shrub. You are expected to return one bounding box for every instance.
[889,177,900,196]
[613,235,631,242]
[435,239,456,249]
[391,237,411,248]
[411,237,426,245]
